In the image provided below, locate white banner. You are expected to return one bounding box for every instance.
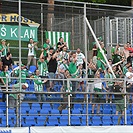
[0,127,29,133]
[30,126,133,133]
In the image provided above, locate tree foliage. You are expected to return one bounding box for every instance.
[23,0,131,6]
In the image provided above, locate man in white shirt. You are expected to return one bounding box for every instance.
[27,38,38,69]
[125,66,133,102]
[76,48,86,67]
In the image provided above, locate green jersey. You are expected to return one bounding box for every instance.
[0,71,10,84]
[33,75,43,91]
[37,60,48,76]
[97,48,106,61]
[0,44,8,57]
[68,62,79,78]
[105,73,113,86]
[14,69,29,83]
[43,43,49,57]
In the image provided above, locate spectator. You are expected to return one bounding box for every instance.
[88,59,97,78]
[8,83,28,108]
[27,38,38,69]
[112,81,124,116]
[57,46,69,65]
[30,69,47,102]
[123,62,131,75]
[0,39,10,59]
[105,67,114,103]
[42,39,51,57]
[57,37,67,52]
[13,64,29,83]
[96,42,107,73]
[112,50,122,64]
[57,58,69,79]
[37,51,49,77]
[47,48,58,92]
[1,52,13,71]
[122,43,129,60]
[127,51,133,66]
[0,65,10,101]
[111,44,120,60]
[37,51,50,92]
[92,71,107,114]
[125,66,133,103]
[58,70,72,111]
[76,48,86,66]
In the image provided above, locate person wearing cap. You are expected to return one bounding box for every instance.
[8,82,28,108]
[0,39,10,59]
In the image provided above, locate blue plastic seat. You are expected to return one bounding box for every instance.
[81,116,92,126]
[74,104,83,109]
[59,116,68,126]
[21,103,30,109]
[31,103,41,110]
[47,116,59,126]
[50,109,60,114]
[91,116,102,126]
[71,108,81,114]
[102,116,113,125]
[28,109,38,115]
[8,108,16,115]
[103,108,112,114]
[42,103,51,109]
[71,116,81,126]
[24,116,36,126]
[40,109,49,115]
[35,116,47,126]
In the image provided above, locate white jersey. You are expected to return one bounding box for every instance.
[126,71,133,84]
[76,52,85,66]
[28,43,36,57]
[94,80,102,89]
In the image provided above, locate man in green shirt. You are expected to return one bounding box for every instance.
[97,42,107,72]
[31,69,47,102]
[13,64,29,83]
[37,52,49,77]
[8,83,28,108]
[42,39,50,57]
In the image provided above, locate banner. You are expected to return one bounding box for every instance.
[30,126,133,133]
[0,24,38,41]
[45,31,71,49]
[0,127,29,133]
[0,14,40,28]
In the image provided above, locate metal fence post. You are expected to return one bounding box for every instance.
[67,78,71,126]
[124,78,127,125]
[6,76,9,127]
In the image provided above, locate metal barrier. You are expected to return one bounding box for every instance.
[0,76,132,127]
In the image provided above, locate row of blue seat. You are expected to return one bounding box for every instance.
[1,115,133,127]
